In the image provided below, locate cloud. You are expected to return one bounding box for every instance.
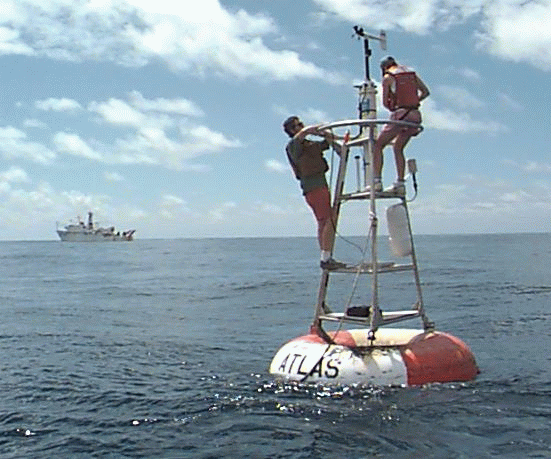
[313,0,551,72]
[159,193,191,218]
[0,166,30,183]
[35,98,83,112]
[265,159,288,173]
[456,67,482,82]
[503,158,551,174]
[475,1,551,71]
[272,105,331,126]
[0,0,339,82]
[497,92,523,111]
[0,26,34,55]
[312,0,483,35]
[49,93,241,169]
[104,171,124,182]
[53,132,104,161]
[435,85,484,110]
[422,99,505,133]
[0,126,57,163]
[89,98,147,127]
[23,119,49,129]
[128,91,204,117]
[209,201,236,221]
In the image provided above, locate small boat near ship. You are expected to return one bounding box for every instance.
[56,211,135,242]
[269,27,478,387]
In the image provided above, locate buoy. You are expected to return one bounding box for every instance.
[270,328,479,386]
[270,29,478,388]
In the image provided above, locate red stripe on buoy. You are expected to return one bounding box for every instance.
[293,331,356,347]
[401,332,479,385]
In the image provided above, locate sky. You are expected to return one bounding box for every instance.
[1,0,550,241]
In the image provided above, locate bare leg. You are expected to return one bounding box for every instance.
[319,214,336,252]
[373,130,396,178]
[392,133,412,180]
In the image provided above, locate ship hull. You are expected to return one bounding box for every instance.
[56,230,134,242]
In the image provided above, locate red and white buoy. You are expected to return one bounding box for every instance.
[271,29,478,387]
[270,328,478,386]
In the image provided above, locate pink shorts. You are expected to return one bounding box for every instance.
[380,108,422,137]
[305,186,331,222]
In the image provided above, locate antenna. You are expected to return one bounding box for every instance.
[351,26,389,191]
[353,26,387,49]
[352,26,387,81]
[379,30,387,51]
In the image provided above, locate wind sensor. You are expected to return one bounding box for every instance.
[352,26,387,82]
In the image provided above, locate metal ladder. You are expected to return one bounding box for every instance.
[311,121,434,340]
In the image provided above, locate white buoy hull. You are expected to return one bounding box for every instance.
[270,328,478,386]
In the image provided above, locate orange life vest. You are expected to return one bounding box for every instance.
[388,66,420,110]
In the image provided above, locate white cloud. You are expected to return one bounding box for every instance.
[313,0,551,72]
[209,201,236,221]
[104,171,124,182]
[503,159,551,174]
[79,92,241,169]
[0,166,30,183]
[255,201,289,216]
[53,132,104,161]
[0,26,34,55]
[422,99,505,133]
[475,1,551,71]
[456,67,482,82]
[161,194,185,206]
[0,0,339,82]
[272,105,331,127]
[497,92,523,111]
[35,98,82,112]
[23,119,49,129]
[312,0,483,35]
[0,126,57,163]
[435,85,484,110]
[128,91,204,117]
[500,191,528,203]
[2,0,551,82]
[265,159,288,173]
[159,193,191,218]
[89,98,146,127]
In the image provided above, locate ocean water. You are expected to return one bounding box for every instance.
[1,234,551,458]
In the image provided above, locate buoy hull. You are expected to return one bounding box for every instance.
[269,328,478,386]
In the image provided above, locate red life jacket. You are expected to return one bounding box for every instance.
[388,66,420,110]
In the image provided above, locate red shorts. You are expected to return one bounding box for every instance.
[305,186,331,222]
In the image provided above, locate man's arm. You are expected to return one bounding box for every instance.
[294,124,321,140]
[322,131,342,156]
[416,75,430,102]
[294,124,342,155]
[381,74,395,110]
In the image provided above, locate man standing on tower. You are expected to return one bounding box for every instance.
[283,116,345,270]
[370,56,430,195]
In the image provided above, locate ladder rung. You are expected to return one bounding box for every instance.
[318,309,420,325]
[328,262,414,274]
[381,310,420,323]
[318,312,369,324]
[340,190,405,201]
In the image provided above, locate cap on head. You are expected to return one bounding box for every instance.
[380,55,396,71]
